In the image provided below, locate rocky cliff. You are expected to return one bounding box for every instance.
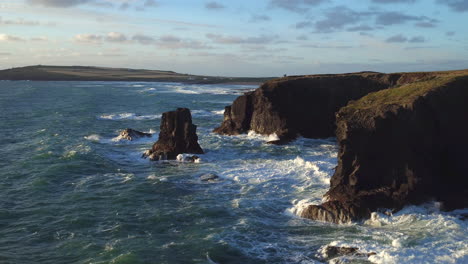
[214,72,444,140]
[301,71,468,223]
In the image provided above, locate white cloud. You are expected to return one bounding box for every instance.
[0,34,25,41]
[27,0,94,8]
[105,32,127,43]
[31,36,48,41]
[157,35,211,49]
[132,34,155,45]
[205,1,225,10]
[206,33,277,44]
[0,17,40,26]
[73,34,102,43]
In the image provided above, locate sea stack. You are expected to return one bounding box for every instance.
[143,108,204,161]
[301,71,468,223]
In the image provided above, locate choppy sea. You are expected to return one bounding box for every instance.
[0,81,466,263]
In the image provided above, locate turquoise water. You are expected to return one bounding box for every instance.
[0,81,466,264]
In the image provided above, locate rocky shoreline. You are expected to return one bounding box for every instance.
[214,69,468,223]
[129,69,467,224]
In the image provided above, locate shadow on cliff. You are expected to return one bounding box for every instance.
[213,70,468,223]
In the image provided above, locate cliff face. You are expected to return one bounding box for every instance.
[215,70,468,223]
[214,92,254,135]
[302,73,468,223]
[214,72,440,139]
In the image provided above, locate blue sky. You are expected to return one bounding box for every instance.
[0,0,467,76]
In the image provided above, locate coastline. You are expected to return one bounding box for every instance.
[1,79,466,263]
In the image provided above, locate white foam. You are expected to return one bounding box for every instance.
[85,131,157,145]
[191,110,216,117]
[267,133,280,142]
[246,130,280,142]
[188,109,225,118]
[98,113,160,120]
[285,198,317,217]
[206,252,219,264]
[218,155,333,189]
[161,83,256,95]
[62,144,91,158]
[63,150,77,158]
[138,87,157,93]
[211,110,225,115]
[170,84,200,94]
[323,203,468,264]
[176,154,202,163]
[103,173,134,183]
[84,134,101,142]
[147,175,157,180]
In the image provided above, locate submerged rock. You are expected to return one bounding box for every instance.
[176,154,201,163]
[302,70,468,223]
[318,245,376,263]
[143,108,204,161]
[301,200,372,224]
[116,128,152,141]
[199,173,219,182]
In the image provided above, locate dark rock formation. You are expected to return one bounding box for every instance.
[176,154,201,163]
[116,128,152,141]
[320,246,376,260]
[302,72,468,223]
[213,93,254,135]
[143,108,204,161]
[301,200,373,224]
[199,173,219,182]
[214,72,438,140]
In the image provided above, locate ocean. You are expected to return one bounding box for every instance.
[0,81,466,264]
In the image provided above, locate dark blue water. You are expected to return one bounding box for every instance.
[0,81,466,264]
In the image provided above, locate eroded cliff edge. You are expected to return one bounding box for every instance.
[302,71,468,223]
[213,71,441,140]
[215,70,468,223]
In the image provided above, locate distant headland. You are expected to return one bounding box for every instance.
[0,65,275,85]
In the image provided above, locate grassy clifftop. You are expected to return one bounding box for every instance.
[342,69,468,111]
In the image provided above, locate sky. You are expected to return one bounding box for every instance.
[0,0,467,77]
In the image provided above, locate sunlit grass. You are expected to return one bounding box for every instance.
[343,70,468,111]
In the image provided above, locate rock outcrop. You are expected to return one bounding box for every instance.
[176,154,201,163]
[319,245,376,261]
[199,173,219,182]
[116,128,152,141]
[214,72,443,140]
[302,71,468,223]
[143,108,204,161]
